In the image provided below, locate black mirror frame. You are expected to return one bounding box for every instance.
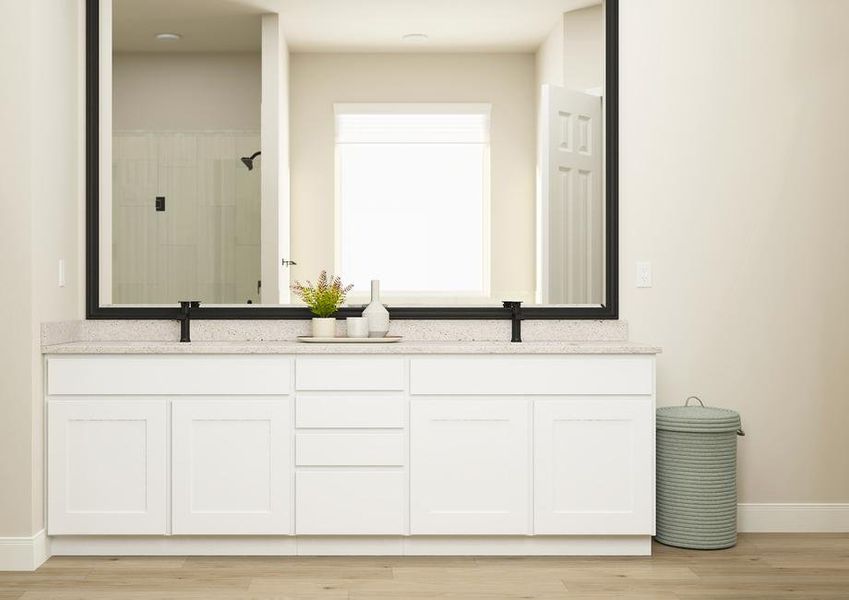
[86,0,618,321]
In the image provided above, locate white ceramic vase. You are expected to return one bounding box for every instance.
[362,280,390,337]
[311,317,336,338]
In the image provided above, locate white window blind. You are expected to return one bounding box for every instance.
[335,104,491,298]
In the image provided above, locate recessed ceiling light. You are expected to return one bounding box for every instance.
[155,32,182,41]
[402,33,429,43]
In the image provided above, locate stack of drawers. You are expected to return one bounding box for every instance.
[294,357,408,534]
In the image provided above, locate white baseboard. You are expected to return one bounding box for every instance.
[19,506,849,566]
[738,503,849,533]
[49,535,651,557]
[0,530,48,571]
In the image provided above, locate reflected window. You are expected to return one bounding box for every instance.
[335,104,491,302]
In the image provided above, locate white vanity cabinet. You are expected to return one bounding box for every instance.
[47,355,294,536]
[45,349,657,555]
[407,356,655,538]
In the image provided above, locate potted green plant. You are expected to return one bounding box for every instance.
[291,271,354,338]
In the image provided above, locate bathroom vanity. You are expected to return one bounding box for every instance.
[46,0,642,561]
[42,339,659,556]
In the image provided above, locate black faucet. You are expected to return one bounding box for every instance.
[502,300,523,343]
[178,301,200,343]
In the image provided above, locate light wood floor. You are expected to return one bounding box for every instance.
[2,535,848,599]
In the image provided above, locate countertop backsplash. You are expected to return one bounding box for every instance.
[42,319,629,347]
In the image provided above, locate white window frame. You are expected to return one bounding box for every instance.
[333,103,492,305]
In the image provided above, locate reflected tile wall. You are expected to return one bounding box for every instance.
[112,131,261,305]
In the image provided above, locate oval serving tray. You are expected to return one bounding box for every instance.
[297,336,402,343]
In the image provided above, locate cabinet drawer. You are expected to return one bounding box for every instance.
[296,358,404,391]
[410,356,653,396]
[296,433,404,466]
[296,471,405,534]
[296,395,404,428]
[48,356,292,396]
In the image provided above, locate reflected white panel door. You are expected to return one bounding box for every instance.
[410,399,529,534]
[47,400,167,534]
[534,398,654,534]
[538,85,603,304]
[172,399,292,534]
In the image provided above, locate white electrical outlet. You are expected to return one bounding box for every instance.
[636,261,652,288]
[58,258,66,288]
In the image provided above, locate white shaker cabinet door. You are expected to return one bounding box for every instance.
[48,400,168,535]
[410,398,530,534]
[172,399,292,534]
[534,398,654,534]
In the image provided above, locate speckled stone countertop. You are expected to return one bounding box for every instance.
[42,340,660,355]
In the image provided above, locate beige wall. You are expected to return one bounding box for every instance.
[535,4,603,94]
[536,16,565,90]
[0,0,82,536]
[620,0,849,503]
[563,5,603,92]
[289,53,537,302]
[0,0,36,539]
[112,52,261,131]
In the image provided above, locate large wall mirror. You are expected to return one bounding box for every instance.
[87,0,618,319]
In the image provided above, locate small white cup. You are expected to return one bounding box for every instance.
[346,317,369,338]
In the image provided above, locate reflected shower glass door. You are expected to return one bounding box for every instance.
[112,131,262,304]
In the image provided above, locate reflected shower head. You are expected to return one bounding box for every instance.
[240,151,261,171]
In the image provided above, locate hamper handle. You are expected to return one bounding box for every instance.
[684,396,705,407]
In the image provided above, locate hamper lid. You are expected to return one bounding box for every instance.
[657,397,742,434]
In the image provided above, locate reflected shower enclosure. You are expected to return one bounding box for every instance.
[112,132,262,305]
[110,22,263,305]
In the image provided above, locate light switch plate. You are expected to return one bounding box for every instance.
[636,261,652,288]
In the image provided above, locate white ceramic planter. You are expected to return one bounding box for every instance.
[346,317,369,338]
[311,318,336,338]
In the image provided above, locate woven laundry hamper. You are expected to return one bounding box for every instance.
[656,396,744,550]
